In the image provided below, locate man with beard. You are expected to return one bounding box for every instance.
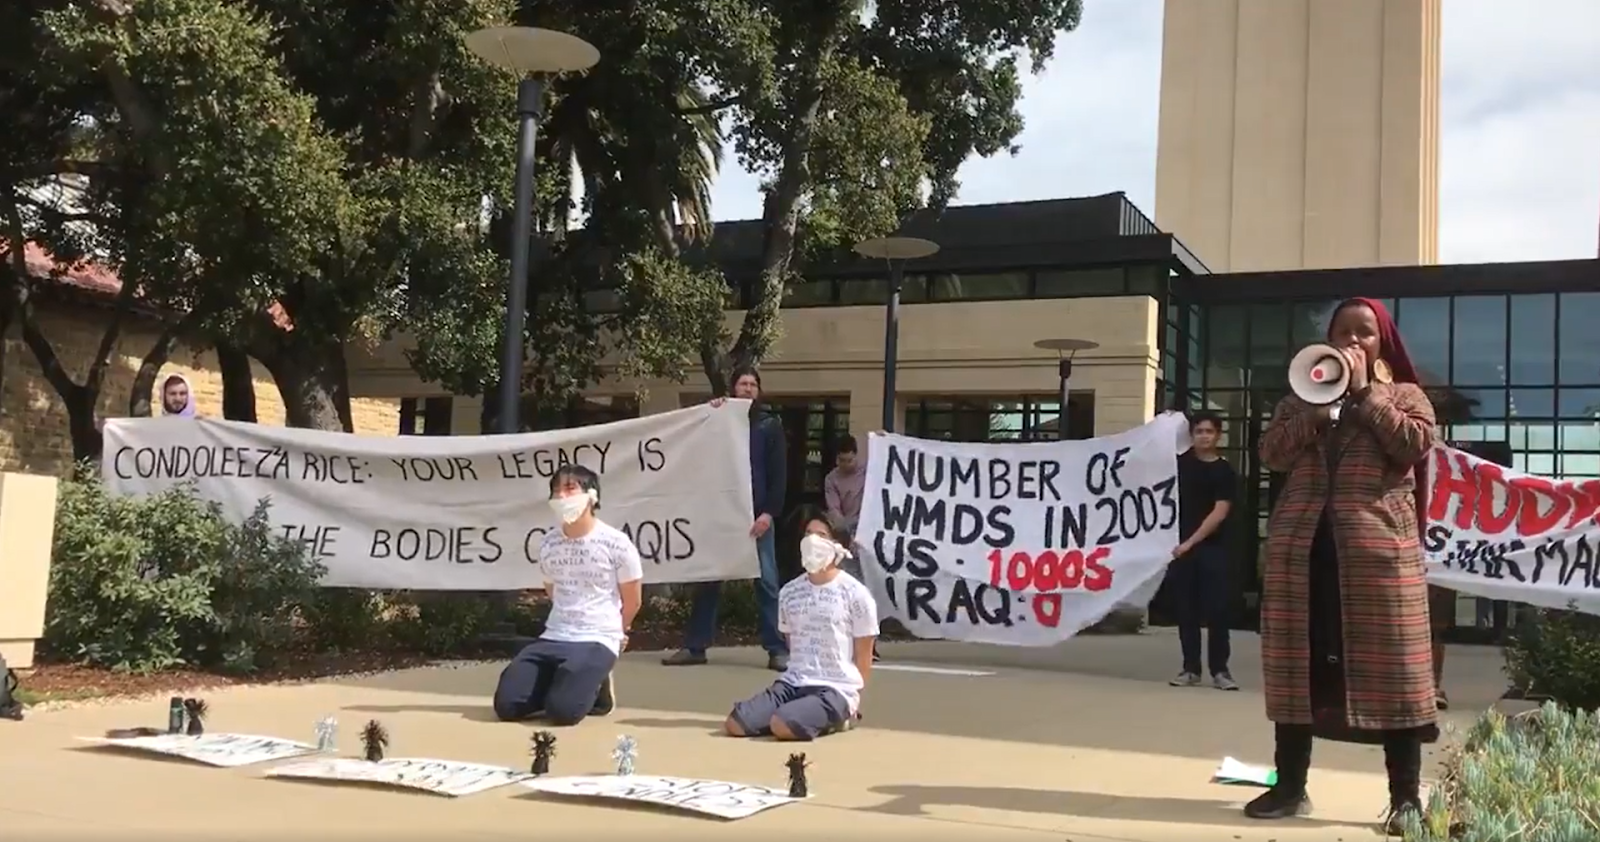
[161,374,196,417]
[662,365,790,671]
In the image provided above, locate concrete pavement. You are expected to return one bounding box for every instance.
[2,631,1510,841]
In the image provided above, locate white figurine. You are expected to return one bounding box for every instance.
[314,716,338,752]
[612,735,638,776]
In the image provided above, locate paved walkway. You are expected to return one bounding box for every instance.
[1,631,1509,841]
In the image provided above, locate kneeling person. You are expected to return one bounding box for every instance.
[492,465,643,725]
[725,511,877,741]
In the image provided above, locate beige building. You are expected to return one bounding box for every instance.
[1154,0,1441,272]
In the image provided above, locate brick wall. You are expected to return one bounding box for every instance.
[1,300,401,476]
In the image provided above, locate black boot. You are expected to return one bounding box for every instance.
[1244,725,1314,819]
[1383,733,1423,835]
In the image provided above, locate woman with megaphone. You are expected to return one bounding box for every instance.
[1245,298,1438,834]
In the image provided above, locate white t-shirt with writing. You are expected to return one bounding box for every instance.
[538,521,644,656]
[776,571,879,713]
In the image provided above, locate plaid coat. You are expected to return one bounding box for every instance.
[1258,383,1438,733]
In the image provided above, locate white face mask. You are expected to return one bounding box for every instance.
[799,533,844,574]
[549,490,595,524]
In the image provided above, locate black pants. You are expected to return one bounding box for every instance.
[492,638,616,725]
[1170,543,1231,675]
[1274,724,1422,802]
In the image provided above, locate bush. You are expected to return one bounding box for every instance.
[45,475,324,674]
[387,593,503,657]
[1503,606,1600,711]
[1400,703,1600,842]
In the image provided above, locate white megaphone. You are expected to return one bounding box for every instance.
[1288,343,1350,405]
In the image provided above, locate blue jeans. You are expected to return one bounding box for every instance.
[684,530,785,656]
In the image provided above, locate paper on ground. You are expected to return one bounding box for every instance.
[1211,756,1276,787]
[872,664,996,676]
[266,757,530,797]
[77,733,319,768]
[522,774,802,820]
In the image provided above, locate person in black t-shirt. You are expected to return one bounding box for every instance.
[1168,411,1240,690]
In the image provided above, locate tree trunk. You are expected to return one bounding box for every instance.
[215,342,258,422]
[128,321,185,417]
[256,334,354,431]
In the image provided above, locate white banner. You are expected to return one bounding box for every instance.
[1425,445,1600,615]
[266,758,530,797]
[78,733,319,767]
[521,775,802,820]
[101,404,756,590]
[856,413,1189,646]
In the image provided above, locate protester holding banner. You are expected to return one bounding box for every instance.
[1248,298,1438,832]
[724,507,876,741]
[491,465,643,725]
[161,373,195,417]
[663,367,791,671]
[824,435,866,535]
[1167,411,1238,691]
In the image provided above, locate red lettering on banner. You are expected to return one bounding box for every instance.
[1429,449,1600,538]
[1032,593,1061,627]
[986,547,1115,593]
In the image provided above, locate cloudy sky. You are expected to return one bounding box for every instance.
[706,0,1600,265]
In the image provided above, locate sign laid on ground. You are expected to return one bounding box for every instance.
[265,757,531,797]
[520,775,802,819]
[101,403,757,590]
[856,413,1189,646]
[1425,445,1600,616]
[78,733,320,767]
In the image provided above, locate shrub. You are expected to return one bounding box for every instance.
[387,593,502,657]
[1400,703,1600,841]
[300,589,390,652]
[1502,605,1600,711]
[45,475,323,674]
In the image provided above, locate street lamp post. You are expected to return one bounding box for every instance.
[853,236,940,432]
[466,26,599,434]
[1032,338,1099,440]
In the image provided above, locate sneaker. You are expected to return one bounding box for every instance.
[591,673,616,717]
[1212,672,1240,691]
[1243,787,1313,819]
[661,649,707,667]
[767,653,789,672]
[1169,671,1202,687]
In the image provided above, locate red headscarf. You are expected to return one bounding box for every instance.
[1328,297,1430,540]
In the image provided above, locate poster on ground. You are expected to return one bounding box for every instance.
[77,733,320,767]
[264,757,531,797]
[1425,445,1600,616]
[855,413,1190,646]
[101,403,756,590]
[520,775,803,820]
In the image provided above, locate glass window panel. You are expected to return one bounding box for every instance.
[1202,389,1248,419]
[1393,297,1450,386]
[928,271,1029,301]
[1526,453,1556,476]
[1127,265,1164,296]
[1290,300,1340,348]
[785,278,834,306]
[1205,305,1248,391]
[1559,422,1600,451]
[899,274,930,303]
[1455,388,1507,421]
[838,278,888,305]
[1451,296,1507,386]
[1525,423,1557,450]
[1558,388,1600,418]
[1247,303,1290,390]
[1509,294,1556,385]
[1560,293,1600,385]
[1508,388,1555,419]
[1561,454,1600,478]
[1034,267,1126,297]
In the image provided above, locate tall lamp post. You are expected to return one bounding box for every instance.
[466,26,599,433]
[1032,338,1099,440]
[853,236,940,432]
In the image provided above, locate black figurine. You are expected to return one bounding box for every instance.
[785,752,810,799]
[360,720,389,763]
[530,731,557,776]
[0,660,23,721]
[183,698,208,735]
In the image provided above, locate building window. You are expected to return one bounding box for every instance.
[905,394,1095,442]
[1034,267,1126,297]
[785,278,833,307]
[399,397,453,436]
[1559,292,1600,385]
[765,398,851,512]
[928,271,1030,301]
[531,395,640,430]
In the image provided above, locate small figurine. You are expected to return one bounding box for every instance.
[360,720,389,763]
[612,735,638,776]
[530,731,557,776]
[166,696,186,734]
[0,656,22,721]
[183,698,208,735]
[314,716,339,752]
[786,752,810,798]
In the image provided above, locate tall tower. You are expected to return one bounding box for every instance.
[1153,0,1441,272]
